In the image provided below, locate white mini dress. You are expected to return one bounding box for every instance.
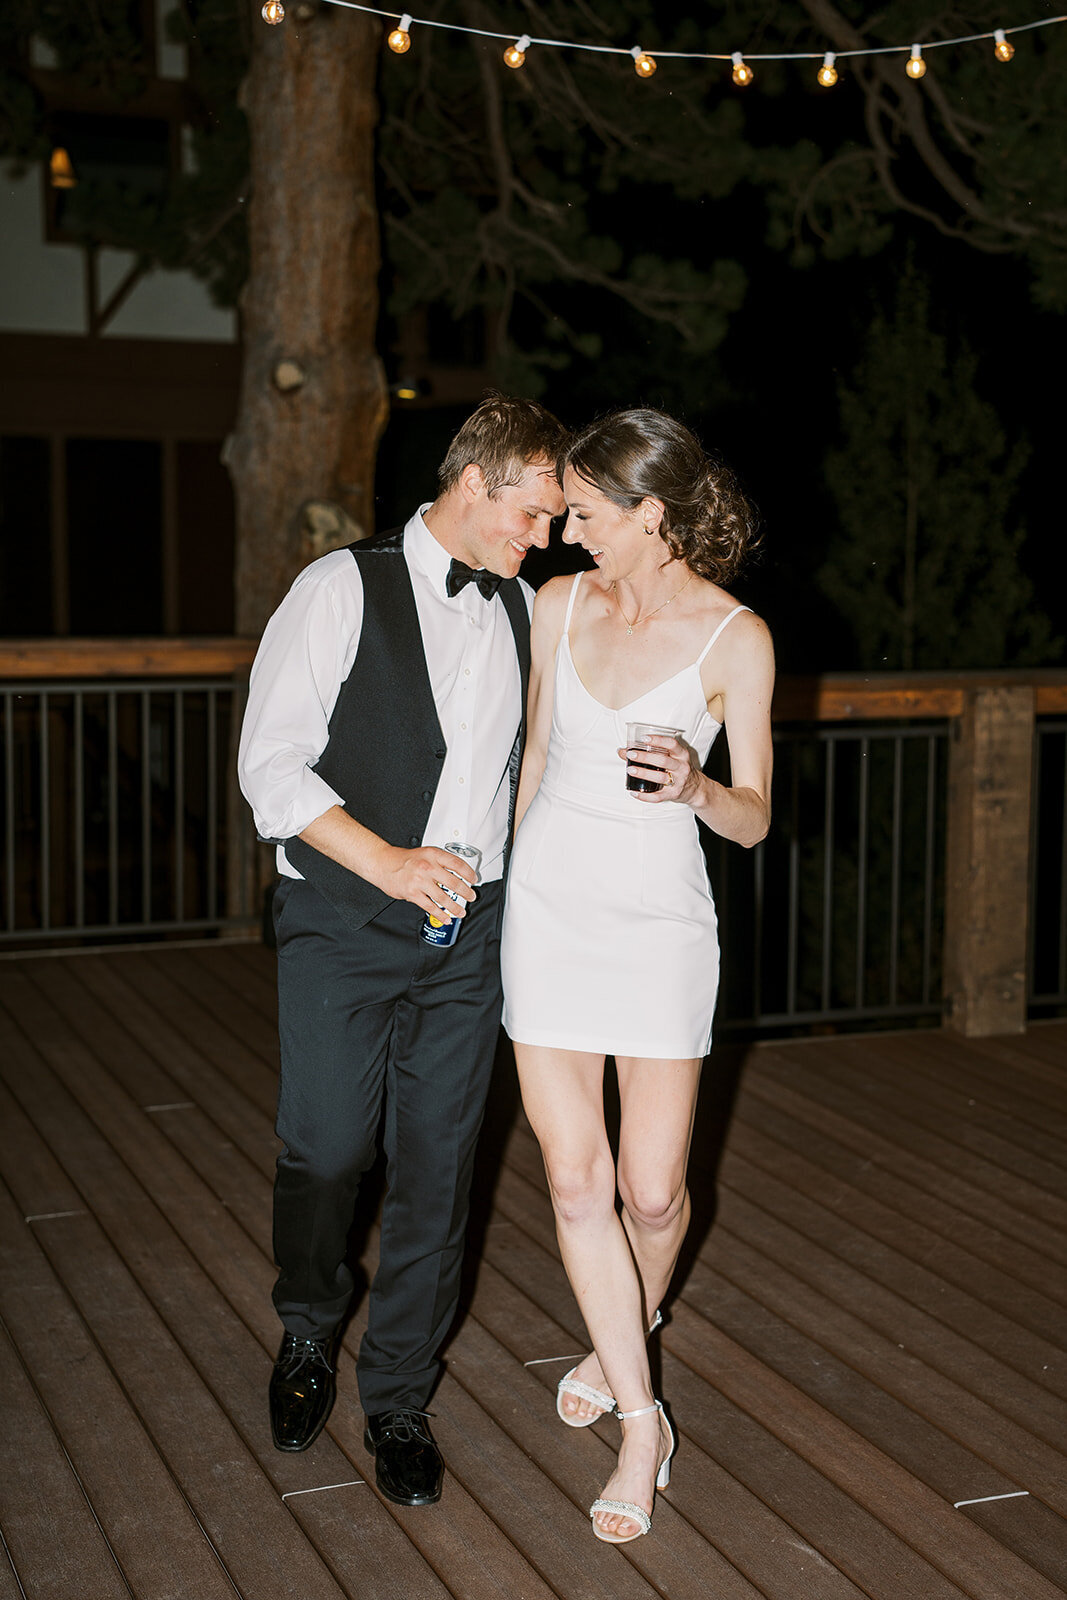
[501,572,750,1060]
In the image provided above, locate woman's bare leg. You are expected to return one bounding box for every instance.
[552,1056,702,1416]
[515,1043,649,1416]
[515,1044,700,1537]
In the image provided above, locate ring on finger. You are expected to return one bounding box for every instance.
[664,770,674,786]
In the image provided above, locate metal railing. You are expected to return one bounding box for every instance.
[2,647,1066,1038]
[2,678,245,943]
[711,721,948,1033]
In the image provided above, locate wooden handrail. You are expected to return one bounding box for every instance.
[2,641,1066,717]
[0,639,258,679]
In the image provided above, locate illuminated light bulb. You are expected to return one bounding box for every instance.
[993,29,1015,62]
[817,51,838,88]
[630,46,657,78]
[731,51,754,88]
[261,0,284,22]
[503,34,530,69]
[387,13,412,53]
[49,147,76,189]
[905,43,927,79]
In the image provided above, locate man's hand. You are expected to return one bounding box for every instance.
[298,808,477,920]
[376,845,478,922]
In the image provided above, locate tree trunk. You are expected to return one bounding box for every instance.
[230,0,387,637]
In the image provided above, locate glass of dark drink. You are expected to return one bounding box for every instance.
[625,723,682,793]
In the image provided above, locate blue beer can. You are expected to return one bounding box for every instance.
[420,842,481,948]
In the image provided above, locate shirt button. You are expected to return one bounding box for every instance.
[458,777,465,785]
[460,722,468,731]
[464,668,471,677]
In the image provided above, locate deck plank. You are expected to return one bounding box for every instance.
[0,965,564,1600]
[0,1264,132,1600]
[739,1057,1067,1268]
[727,1090,1067,1311]
[0,946,1063,1600]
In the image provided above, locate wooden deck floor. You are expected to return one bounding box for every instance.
[1,942,1065,1600]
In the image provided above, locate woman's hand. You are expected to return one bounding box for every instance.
[618,736,705,807]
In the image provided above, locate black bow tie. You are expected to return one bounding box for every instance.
[446,558,503,601]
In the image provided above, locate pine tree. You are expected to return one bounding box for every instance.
[818,265,1060,670]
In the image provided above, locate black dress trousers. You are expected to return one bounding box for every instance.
[271,873,504,1414]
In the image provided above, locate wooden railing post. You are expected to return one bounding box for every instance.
[943,685,1035,1037]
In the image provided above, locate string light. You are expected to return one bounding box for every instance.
[817,51,838,87]
[993,28,1015,61]
[304,5,1067,83]
[503,33,530,68]
[731,52,754,87]
[387,12,412,52]
[49,147,76,189]
[261,0,285,22]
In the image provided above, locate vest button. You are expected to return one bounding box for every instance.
[408,835,419,846]
[422,790,432,801]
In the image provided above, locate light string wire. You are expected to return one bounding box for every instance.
[312,3,1066,65]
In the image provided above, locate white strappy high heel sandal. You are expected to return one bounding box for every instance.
[555,1309,663,1428]
[589,1399,675,1544]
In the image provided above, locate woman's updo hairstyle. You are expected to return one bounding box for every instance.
[560,408,759,584]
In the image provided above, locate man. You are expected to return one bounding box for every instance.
[238,394,568,1507]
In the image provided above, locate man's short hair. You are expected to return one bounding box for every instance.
[438,392,569,497]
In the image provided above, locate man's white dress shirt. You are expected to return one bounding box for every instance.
[238,507,534,886]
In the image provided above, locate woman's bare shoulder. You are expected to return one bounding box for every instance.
[532,571,589,627]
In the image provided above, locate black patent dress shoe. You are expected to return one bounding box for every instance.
[364,1408,444,1506]
[269,1332,336,1452]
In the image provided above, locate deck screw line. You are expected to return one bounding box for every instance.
[25,1210,88,1223]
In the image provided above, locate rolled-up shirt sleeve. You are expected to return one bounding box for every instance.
[238,554,364,842]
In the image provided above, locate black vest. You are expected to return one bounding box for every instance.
[283,528,532,932]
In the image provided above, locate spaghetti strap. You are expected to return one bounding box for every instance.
[562,570,585,636]
[694,603,752,667]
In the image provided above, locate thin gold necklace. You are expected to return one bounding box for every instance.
[611,573,693,637]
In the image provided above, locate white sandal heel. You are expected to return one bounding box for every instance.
[589,1399,675,1544]
[555,1309,663,1428]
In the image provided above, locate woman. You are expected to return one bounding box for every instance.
[500,409,773,1544]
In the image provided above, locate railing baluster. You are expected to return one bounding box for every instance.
[821,736,835,1014]
[108,691,119,926]
[888,736,903,1006]
[923,734,938,1007]
[39,691,51,930]
[74,692,85,931]
[786,740,800,1021]
[855,737,869,1010]
[3,692,15,932]
[174,688,185,923]
[142,691,152,925]
[207,689,218,919]
[752,834,764,1022]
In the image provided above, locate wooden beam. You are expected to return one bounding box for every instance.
[943,685,1035,1038]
